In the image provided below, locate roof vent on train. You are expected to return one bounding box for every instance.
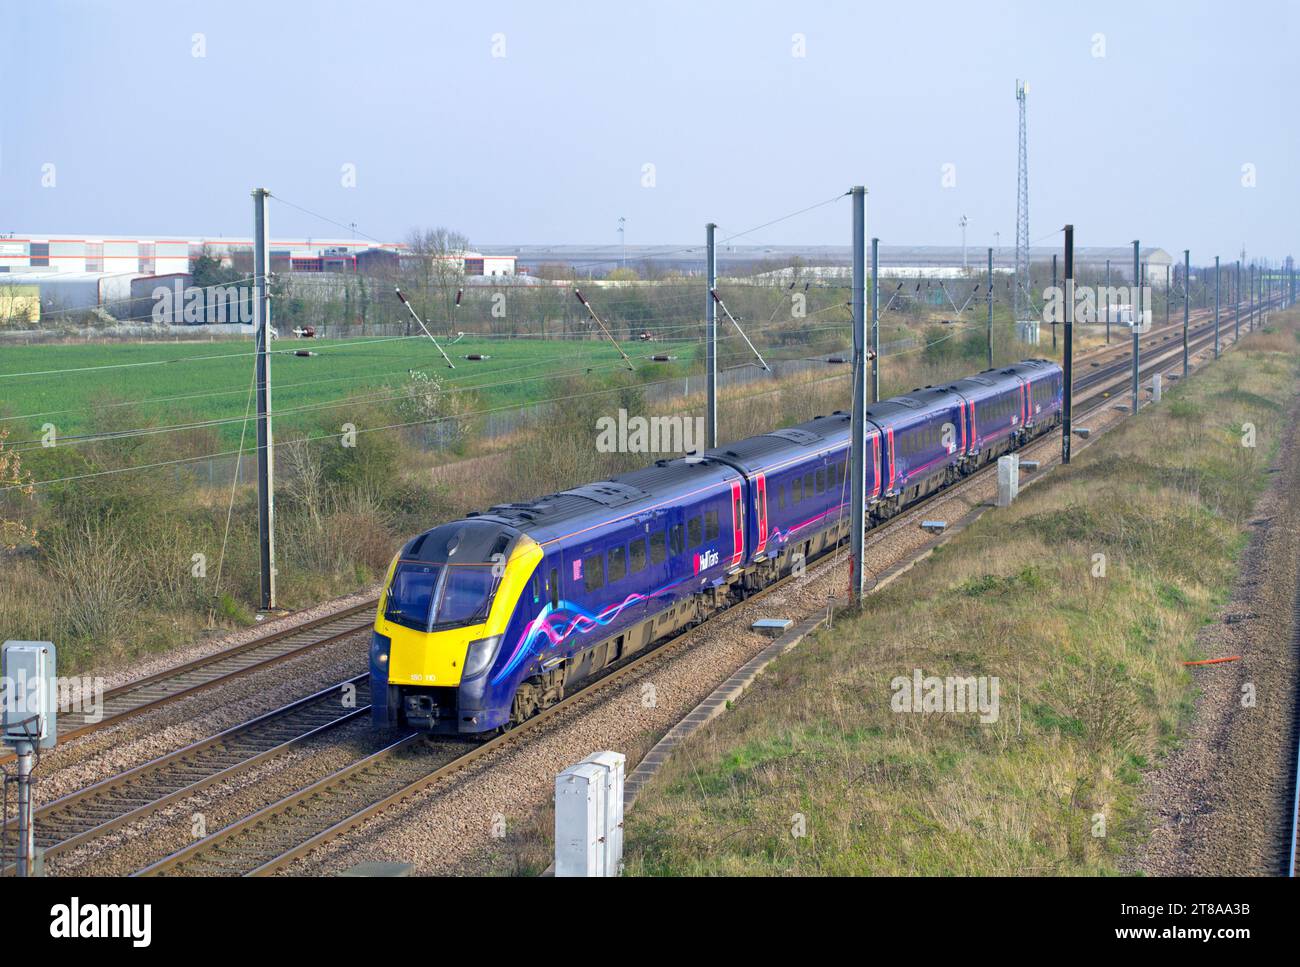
[894,397,923,409]
[558,481,648,506]
[766,427,823,445]
[483,500,543,521]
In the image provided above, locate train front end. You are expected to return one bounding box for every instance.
[370,519,541,734]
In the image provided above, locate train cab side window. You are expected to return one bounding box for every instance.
[687,515,702,547]
[531,572,541,604]
[669,523,684,557]
[608,545,626,583]
[629,537,647,573]
[778,483,786,510]
[816,468,826,493]
[650,531,666,565]
[549,567,559,610]
[704,510,719,541]
[583,554,604,593]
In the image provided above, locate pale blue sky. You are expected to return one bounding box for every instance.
[1,0,1295,260]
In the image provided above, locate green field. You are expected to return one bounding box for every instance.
[0,334,698,449]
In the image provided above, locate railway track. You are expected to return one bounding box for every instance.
[1289,564,1300,877]
[0,602,378,768]
[134,301,1273,877]
[0,675,376,871]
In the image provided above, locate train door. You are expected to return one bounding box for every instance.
[867,432,882,499]
[754,472,769,556]
[729,479,745,568]
[883,426,897,493]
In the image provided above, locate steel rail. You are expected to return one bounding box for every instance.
[0,603,378,767]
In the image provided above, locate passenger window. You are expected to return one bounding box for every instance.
[608,545,626,583]
[583,554,604,593]
[804,472,814,496]
[687,516,702,547]
[828,462,837,490]
[816,468,826,493]
[792,478,802,504]
[704,511,719,541]
[650,531,666,564]
[550,567,559,610]
[629,537,647,573]
[778,484,786,510]
[669,524,684,556]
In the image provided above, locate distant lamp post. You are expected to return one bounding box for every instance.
[618,217,626,268]
[959,215,969,271]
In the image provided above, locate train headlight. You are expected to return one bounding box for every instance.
[463,635,502,679]
[370,632,391,667]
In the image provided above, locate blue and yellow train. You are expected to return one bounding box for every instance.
[370,358,1063,734]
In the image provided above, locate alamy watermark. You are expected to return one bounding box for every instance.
[890,668,1000,723]
[1042,283,1153,333]
[152,280,253,324]
[1,671,104,724]
[595,409,704,455]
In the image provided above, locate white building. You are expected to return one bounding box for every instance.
[0,234,410,275]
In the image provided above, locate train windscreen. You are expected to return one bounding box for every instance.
[385,561,499,632]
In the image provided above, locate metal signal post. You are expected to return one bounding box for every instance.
[849,186,867,605]
[1131,240,1141,415]
[1062,225,1074,464]
[705,222,717,449]
[252,188,276,612]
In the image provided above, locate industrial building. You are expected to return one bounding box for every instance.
[0,235,407,275]
[0,234,515,323]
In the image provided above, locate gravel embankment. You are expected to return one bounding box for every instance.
[35,632,370,809]
[24,586,380,810]
[1135,392,1300,876]
[49,714,384,876]
[83,585,380,696]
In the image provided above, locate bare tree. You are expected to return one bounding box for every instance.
[404,227,470,336]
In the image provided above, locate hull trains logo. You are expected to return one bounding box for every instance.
[693,548,719,574]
